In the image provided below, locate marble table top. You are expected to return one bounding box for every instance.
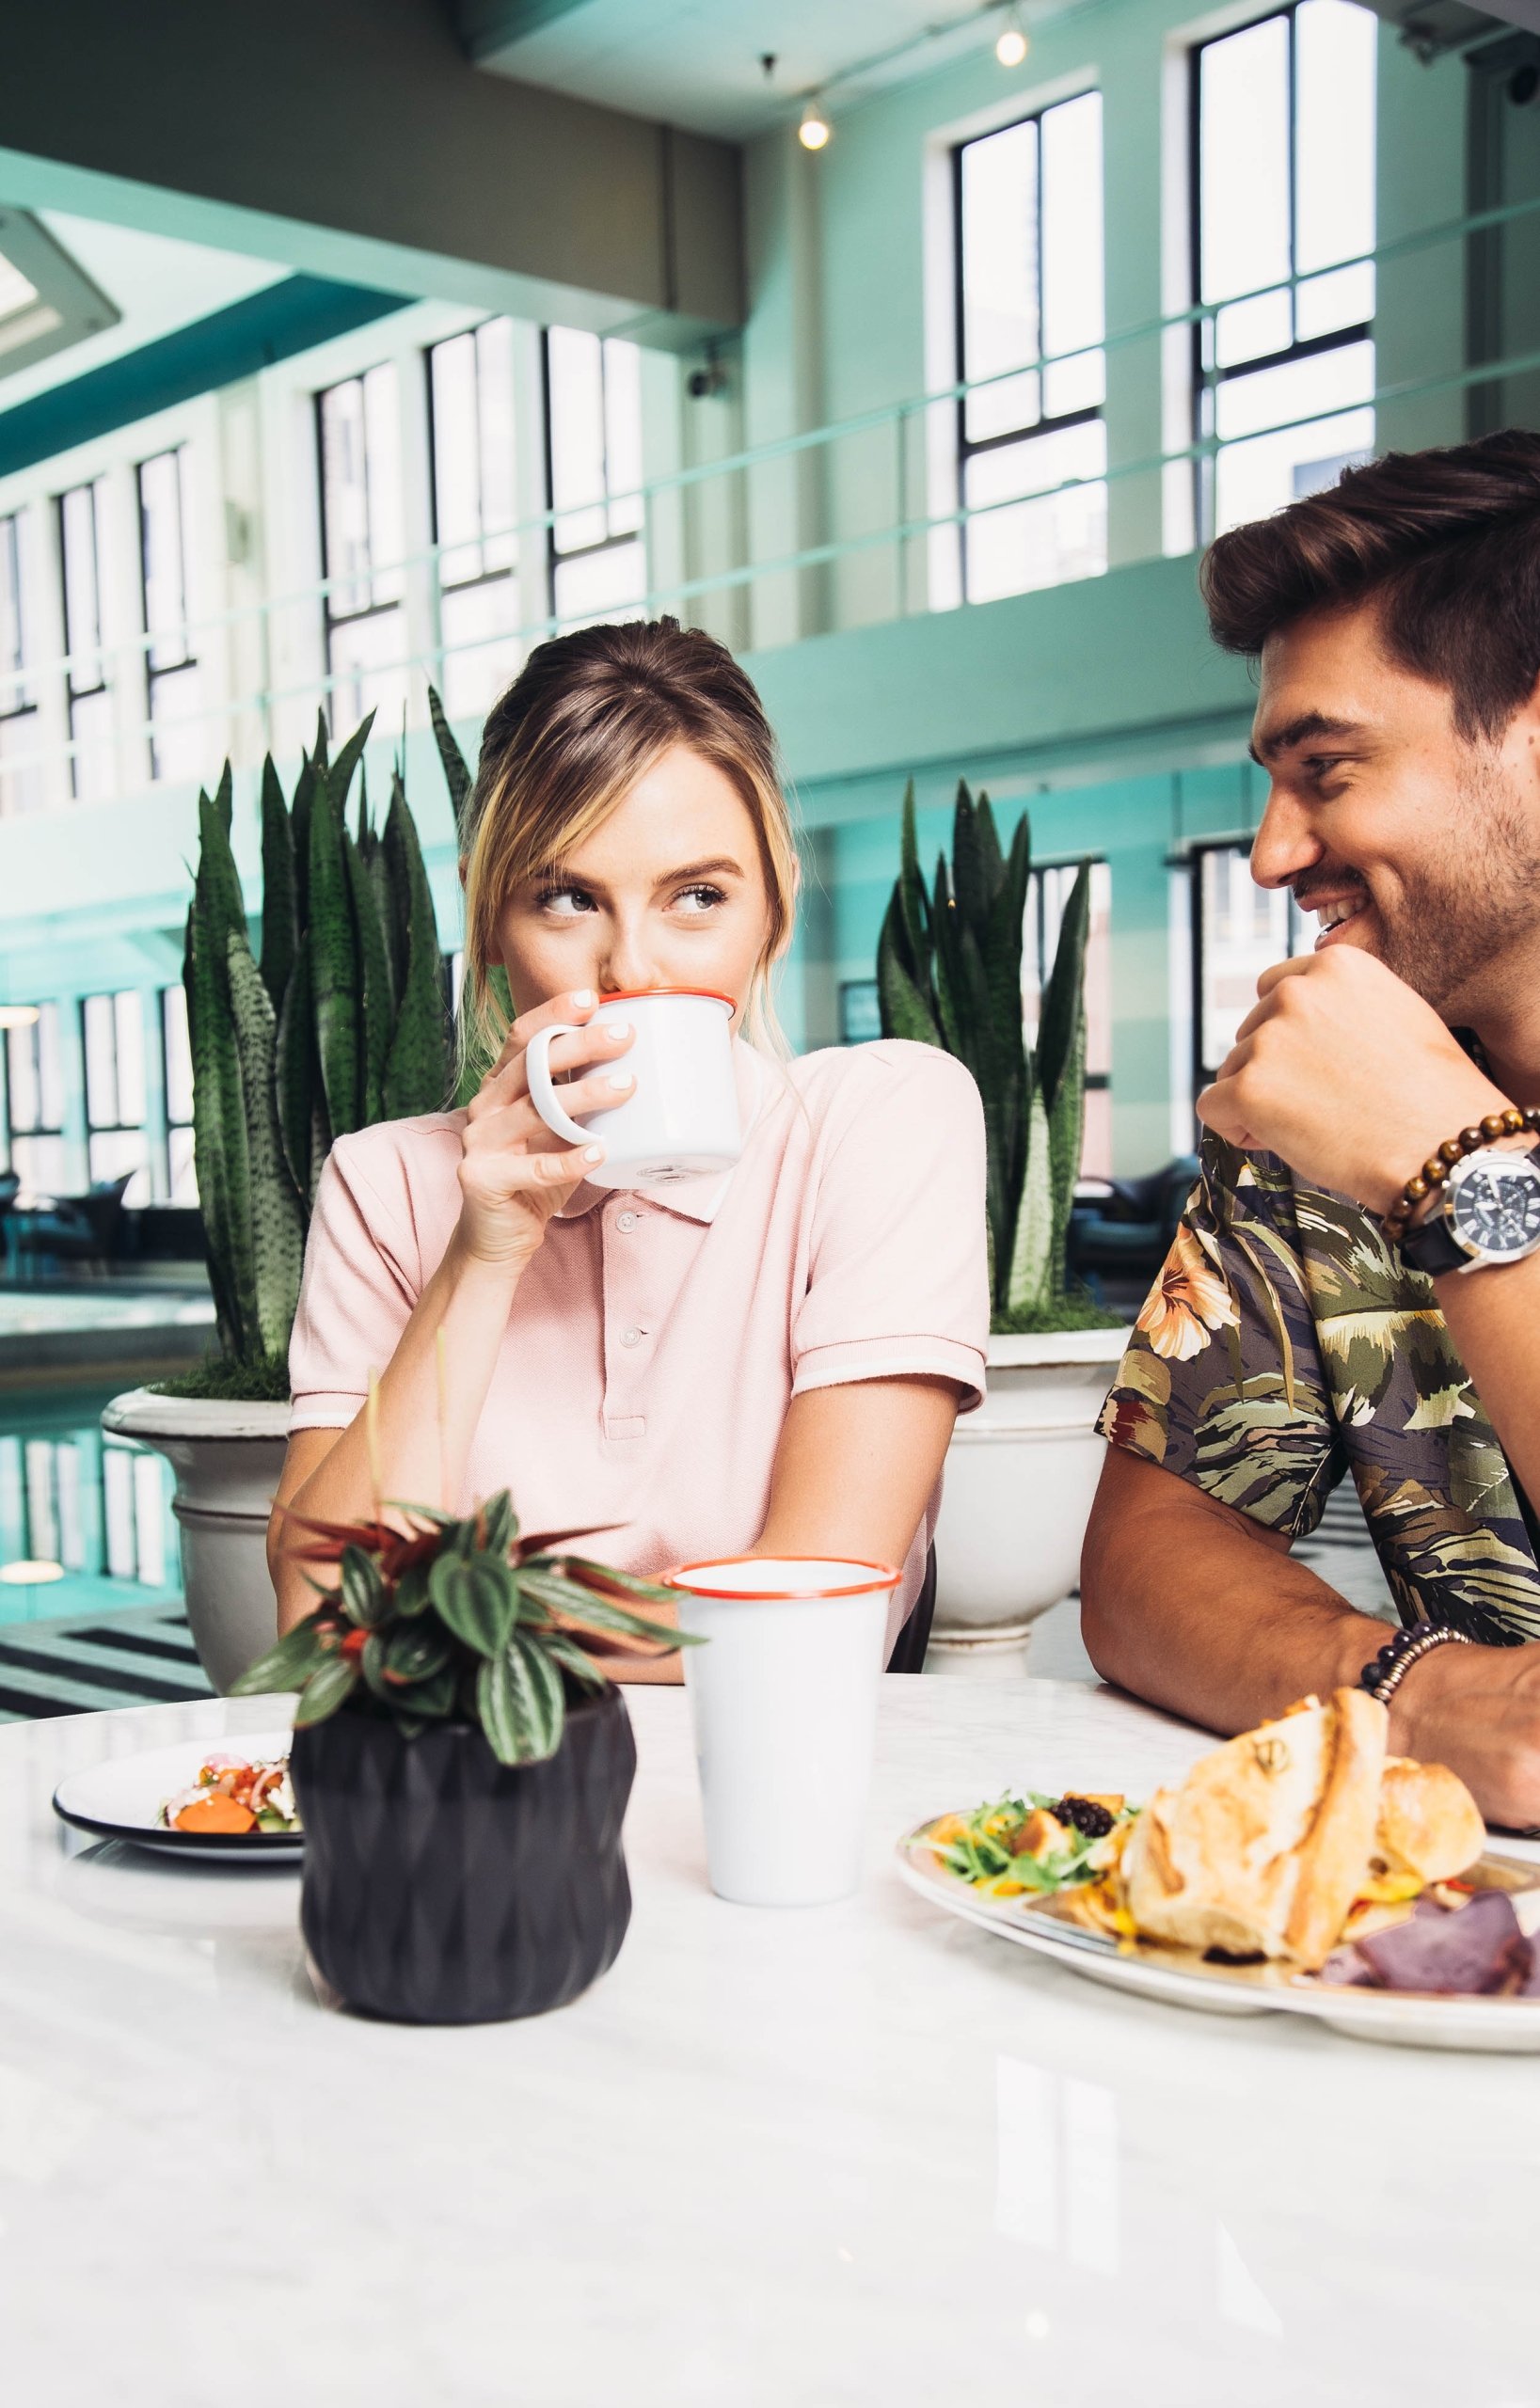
[4,1676,1539,2408]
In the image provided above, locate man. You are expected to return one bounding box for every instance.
[1082,428,1540,1827]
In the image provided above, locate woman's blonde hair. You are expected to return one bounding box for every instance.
[459,617,800,1074]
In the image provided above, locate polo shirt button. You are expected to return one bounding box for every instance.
[616,1211,640,1232]
[620,1325,643,1347]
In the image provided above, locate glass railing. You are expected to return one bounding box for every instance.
[0,190,1536,816]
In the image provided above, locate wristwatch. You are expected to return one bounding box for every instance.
[1402,1143,1540,1275]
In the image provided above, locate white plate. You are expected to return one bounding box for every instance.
[53,1732,302,1863]
[896,1820,1540,2052]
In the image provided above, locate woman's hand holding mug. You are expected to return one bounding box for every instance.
[455,990,636,1274]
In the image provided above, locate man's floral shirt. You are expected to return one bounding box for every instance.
[1096,1133,1540,1642]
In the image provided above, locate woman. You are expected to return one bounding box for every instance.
[271,618,989,1671]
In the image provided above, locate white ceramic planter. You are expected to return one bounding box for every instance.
[929,1325,1128,1676]
[101,1388,291,1696]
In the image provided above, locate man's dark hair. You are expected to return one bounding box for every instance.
[1199,428,1540,739]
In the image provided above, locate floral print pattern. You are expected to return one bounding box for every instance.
[1097,1135,1540,1643]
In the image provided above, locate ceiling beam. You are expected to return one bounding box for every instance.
[0,0,742,351]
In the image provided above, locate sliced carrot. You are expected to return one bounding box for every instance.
[174,1793,257,1834]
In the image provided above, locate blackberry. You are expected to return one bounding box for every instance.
[1056,1795,1115,1840]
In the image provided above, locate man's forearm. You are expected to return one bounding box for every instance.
[1080,1450,1394,1736]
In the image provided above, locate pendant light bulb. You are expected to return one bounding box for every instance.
[995,8,1029,67]
[799,95,832,150]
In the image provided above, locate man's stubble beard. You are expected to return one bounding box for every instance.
[1370,751,1540,1024]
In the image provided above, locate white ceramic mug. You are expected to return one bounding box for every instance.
[661,1555,902,1908]
[523,988,741,1191]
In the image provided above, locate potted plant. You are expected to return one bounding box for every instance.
[233,1487,695,2022]
[103,708,453,1692]
[878,783,1125,1667]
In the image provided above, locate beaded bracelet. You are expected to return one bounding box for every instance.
[1359,1622,1473,1703]
[1382,1103,1540,1243]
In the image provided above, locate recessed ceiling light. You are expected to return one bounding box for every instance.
[0,1559,65,1585]
[799,96,832,150]
[0,1005,40,1030]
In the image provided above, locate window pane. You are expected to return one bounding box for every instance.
[440,575,520,721]
[1294,0,1377,279]
[0,509,33,708]
[114,990,146,1125]
[327,605,407,732]
[961,118,1040,445]
[87,1128,151,1199]
[1214,341,1374,531]
[162,983,194,1125]
[319,377,373,616]
[60,483,103,672]
[1040,94,1104,418]
[140,449,192,672]
[1199,845,1311,1074]
[167,1121,198,1203]
[0,707,44,816]
[1294,260,1374,344]
[149,660,206,784]
[1199,16,1292,308]
[7,1018,40,1131]
[548,325,610,551]
[1215,288,1294,372]
[602,339,643,537]
[432,330,483,580]
[12,1133,69,1197]
[552,537,645,628]
[963,418,1107,603]
[477,318,517,540]
[83,991,118,1127]
[70,683,115,803]
[362,362,404,605]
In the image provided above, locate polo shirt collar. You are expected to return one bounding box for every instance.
[557,1040,768,1228]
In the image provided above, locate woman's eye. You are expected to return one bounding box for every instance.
[538,885,596,917]
[675,883,727,912]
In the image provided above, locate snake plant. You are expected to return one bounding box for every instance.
[176,712,451,1398]
[877,781,1091,1332]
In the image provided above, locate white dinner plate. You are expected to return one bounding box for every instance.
[53,1732,302,1863]
[897,1819,1540,2053]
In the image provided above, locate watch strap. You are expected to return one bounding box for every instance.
[1400,1212,1469,1275]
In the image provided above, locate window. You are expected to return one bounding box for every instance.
[82,989,151,1201]
[4,1001,68,1196]
[317,364,406,729]
[1192,843,1310,1089]
[1024,860,1113,1177]
[58,478,114,800]
[0,507,44,814]
[430,319,521,719]
[161,983,197,1203]
[138,447,203,784]
[544,327,646,626]
[1192,2,1377,538]
[954,92,1106,605]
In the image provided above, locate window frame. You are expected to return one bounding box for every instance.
[426,319,522,709]
[3,1000,69,1196]
[950,95,1107,599]
[1187,4,1374,543]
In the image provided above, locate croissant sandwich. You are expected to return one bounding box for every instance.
[1120,1689,1484,1972]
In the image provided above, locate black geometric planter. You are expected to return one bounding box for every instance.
[288,1685,637,2024]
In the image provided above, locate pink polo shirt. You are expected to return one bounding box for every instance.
[288,1038,989,1652]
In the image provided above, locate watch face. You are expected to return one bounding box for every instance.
[1450,1158,1540,1259]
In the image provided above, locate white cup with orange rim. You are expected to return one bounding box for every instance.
[524,986,741,1191]
[660,1554,902,1907]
